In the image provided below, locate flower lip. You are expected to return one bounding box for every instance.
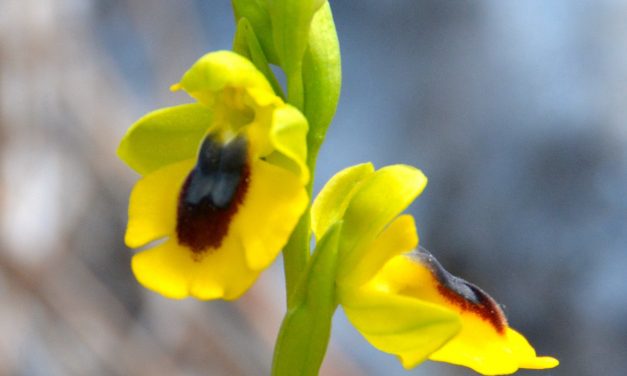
[176,134,250,253]
[408,247,508,334]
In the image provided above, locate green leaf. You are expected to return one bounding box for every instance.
[117,104,210,175]
[303,2,341,157]
[272,222,342,376]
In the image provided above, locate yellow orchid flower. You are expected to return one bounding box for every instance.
[311,163,558,375]
[118,51,309,300]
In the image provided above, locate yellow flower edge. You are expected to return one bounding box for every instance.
[371,249,559,375]
[122,51,309,300]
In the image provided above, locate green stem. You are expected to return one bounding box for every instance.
[282,212,311,305]
[282,141,320,306]
[287,65,305,111]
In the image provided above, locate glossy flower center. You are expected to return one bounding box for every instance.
[176,134,250,254]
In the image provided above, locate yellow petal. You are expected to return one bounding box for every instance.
[311,163,374,240]
[340,285,461,368]
[430,327,559,375]
[374,251,559,375]
[338,215,417,287]
[232,159,309,271]
[129,138,307,300]
[131,236,260,301]
[245,102,309,185]
[268,104,309,184]
[131,239,208,300]
[125,159,194,249]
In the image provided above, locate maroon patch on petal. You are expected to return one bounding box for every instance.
[435,279,507,334]
[176,135,250,254]
[409,247,508,334]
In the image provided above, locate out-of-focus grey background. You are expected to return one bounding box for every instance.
[1,1,626,375]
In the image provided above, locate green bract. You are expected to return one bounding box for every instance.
[272,222,341,376]
[303,2,341,158]
[233,17,285,99]
[231,0,278,64]
[268,0,327,108]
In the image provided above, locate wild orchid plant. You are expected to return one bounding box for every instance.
[117,1,558,375]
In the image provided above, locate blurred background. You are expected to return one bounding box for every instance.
[1,0,626,375]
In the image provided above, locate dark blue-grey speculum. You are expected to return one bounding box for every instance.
[177,133,250,252]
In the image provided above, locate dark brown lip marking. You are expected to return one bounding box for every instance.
[176,134,250,254]
[407,247,507,334]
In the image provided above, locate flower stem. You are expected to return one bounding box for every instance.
[282,141,320,306]
[287,65,305,111]
[283,211,311,305]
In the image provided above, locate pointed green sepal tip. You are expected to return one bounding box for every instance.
[232,17,285,99]
[231,0,279,64]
